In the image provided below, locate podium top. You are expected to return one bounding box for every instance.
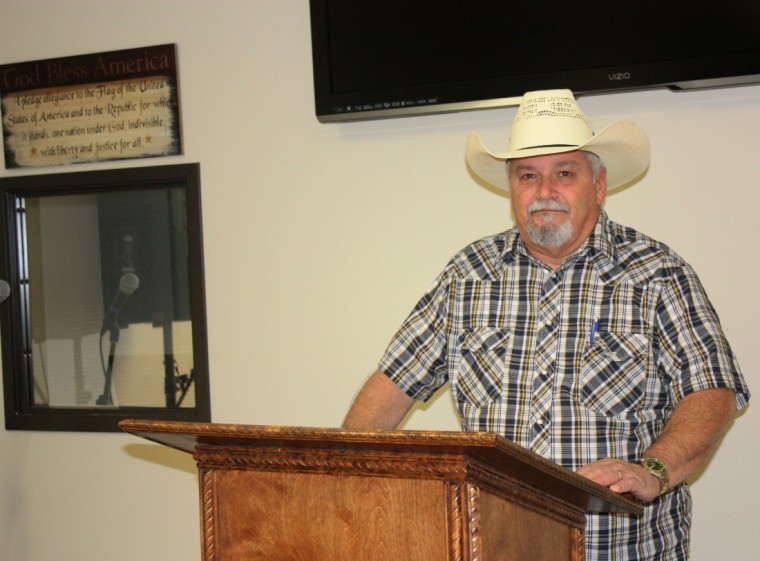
[120,419,643,516]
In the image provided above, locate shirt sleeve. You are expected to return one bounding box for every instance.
[655,262,750,409]
[378,269,453,402]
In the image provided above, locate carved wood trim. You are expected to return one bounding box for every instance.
[193,446,469,480]
[445,481,482,561]
[465,483,482,561]
[446,481,465,561]
[199,468,217,561]
[571,527,586,561]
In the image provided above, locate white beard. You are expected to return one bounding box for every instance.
[525,200,573,248]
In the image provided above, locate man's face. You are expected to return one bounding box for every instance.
[509,151,607,265]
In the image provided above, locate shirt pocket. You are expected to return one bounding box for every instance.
[452,327,510,408]
[580,331,649,417]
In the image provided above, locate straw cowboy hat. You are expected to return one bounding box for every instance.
[465,89,650,191]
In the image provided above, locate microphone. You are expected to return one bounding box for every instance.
[0,280,10,303]
[101,273,139,334]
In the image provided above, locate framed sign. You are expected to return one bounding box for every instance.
[0,44,182,168]
[0,164,210,431]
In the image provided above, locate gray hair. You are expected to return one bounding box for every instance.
[505,151,604,190]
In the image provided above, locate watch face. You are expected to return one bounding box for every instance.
[645,458,665,471]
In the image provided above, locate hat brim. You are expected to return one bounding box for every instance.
[465,120,650,192]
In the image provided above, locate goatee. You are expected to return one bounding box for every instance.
[525,200,573,248]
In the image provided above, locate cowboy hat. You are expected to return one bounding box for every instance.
[465,89,650,191]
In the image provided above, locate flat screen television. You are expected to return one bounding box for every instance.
[309,1,760,122]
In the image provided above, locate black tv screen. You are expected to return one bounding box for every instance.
[309,0,760,122]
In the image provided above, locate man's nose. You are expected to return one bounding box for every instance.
[536,176,558,198]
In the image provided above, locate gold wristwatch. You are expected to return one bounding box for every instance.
[640,457,670,495]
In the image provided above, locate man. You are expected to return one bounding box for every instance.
[342,90,750,560]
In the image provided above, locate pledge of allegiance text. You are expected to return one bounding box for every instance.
[2,76,178,166]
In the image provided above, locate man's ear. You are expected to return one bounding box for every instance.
[596,167,608,206]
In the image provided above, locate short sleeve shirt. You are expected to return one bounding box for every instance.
[378,211,750,561]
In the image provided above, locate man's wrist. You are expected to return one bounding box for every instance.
[640,457,670,495]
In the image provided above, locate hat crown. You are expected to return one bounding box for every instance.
[507,90,594,152]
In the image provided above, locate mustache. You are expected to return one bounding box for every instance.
[528,200,570,214]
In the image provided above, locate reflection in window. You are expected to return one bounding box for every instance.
[24,189,196,409]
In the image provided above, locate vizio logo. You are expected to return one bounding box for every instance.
[608,72,632,81]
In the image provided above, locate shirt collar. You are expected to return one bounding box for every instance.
[501,210,627,282]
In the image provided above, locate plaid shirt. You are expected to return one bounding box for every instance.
[379,210,750,561]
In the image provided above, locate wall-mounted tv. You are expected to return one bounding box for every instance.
[309,1,760,123]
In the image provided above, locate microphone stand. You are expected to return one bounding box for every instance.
[162,314,195,407]
[96,321,121,406]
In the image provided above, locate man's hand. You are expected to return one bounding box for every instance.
[577,458,661,502]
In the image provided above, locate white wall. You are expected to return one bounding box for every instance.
[1,1,757,560]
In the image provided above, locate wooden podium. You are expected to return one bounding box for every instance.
[120,420,642,561]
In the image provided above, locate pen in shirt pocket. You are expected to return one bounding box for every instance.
[589,319,599,346]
